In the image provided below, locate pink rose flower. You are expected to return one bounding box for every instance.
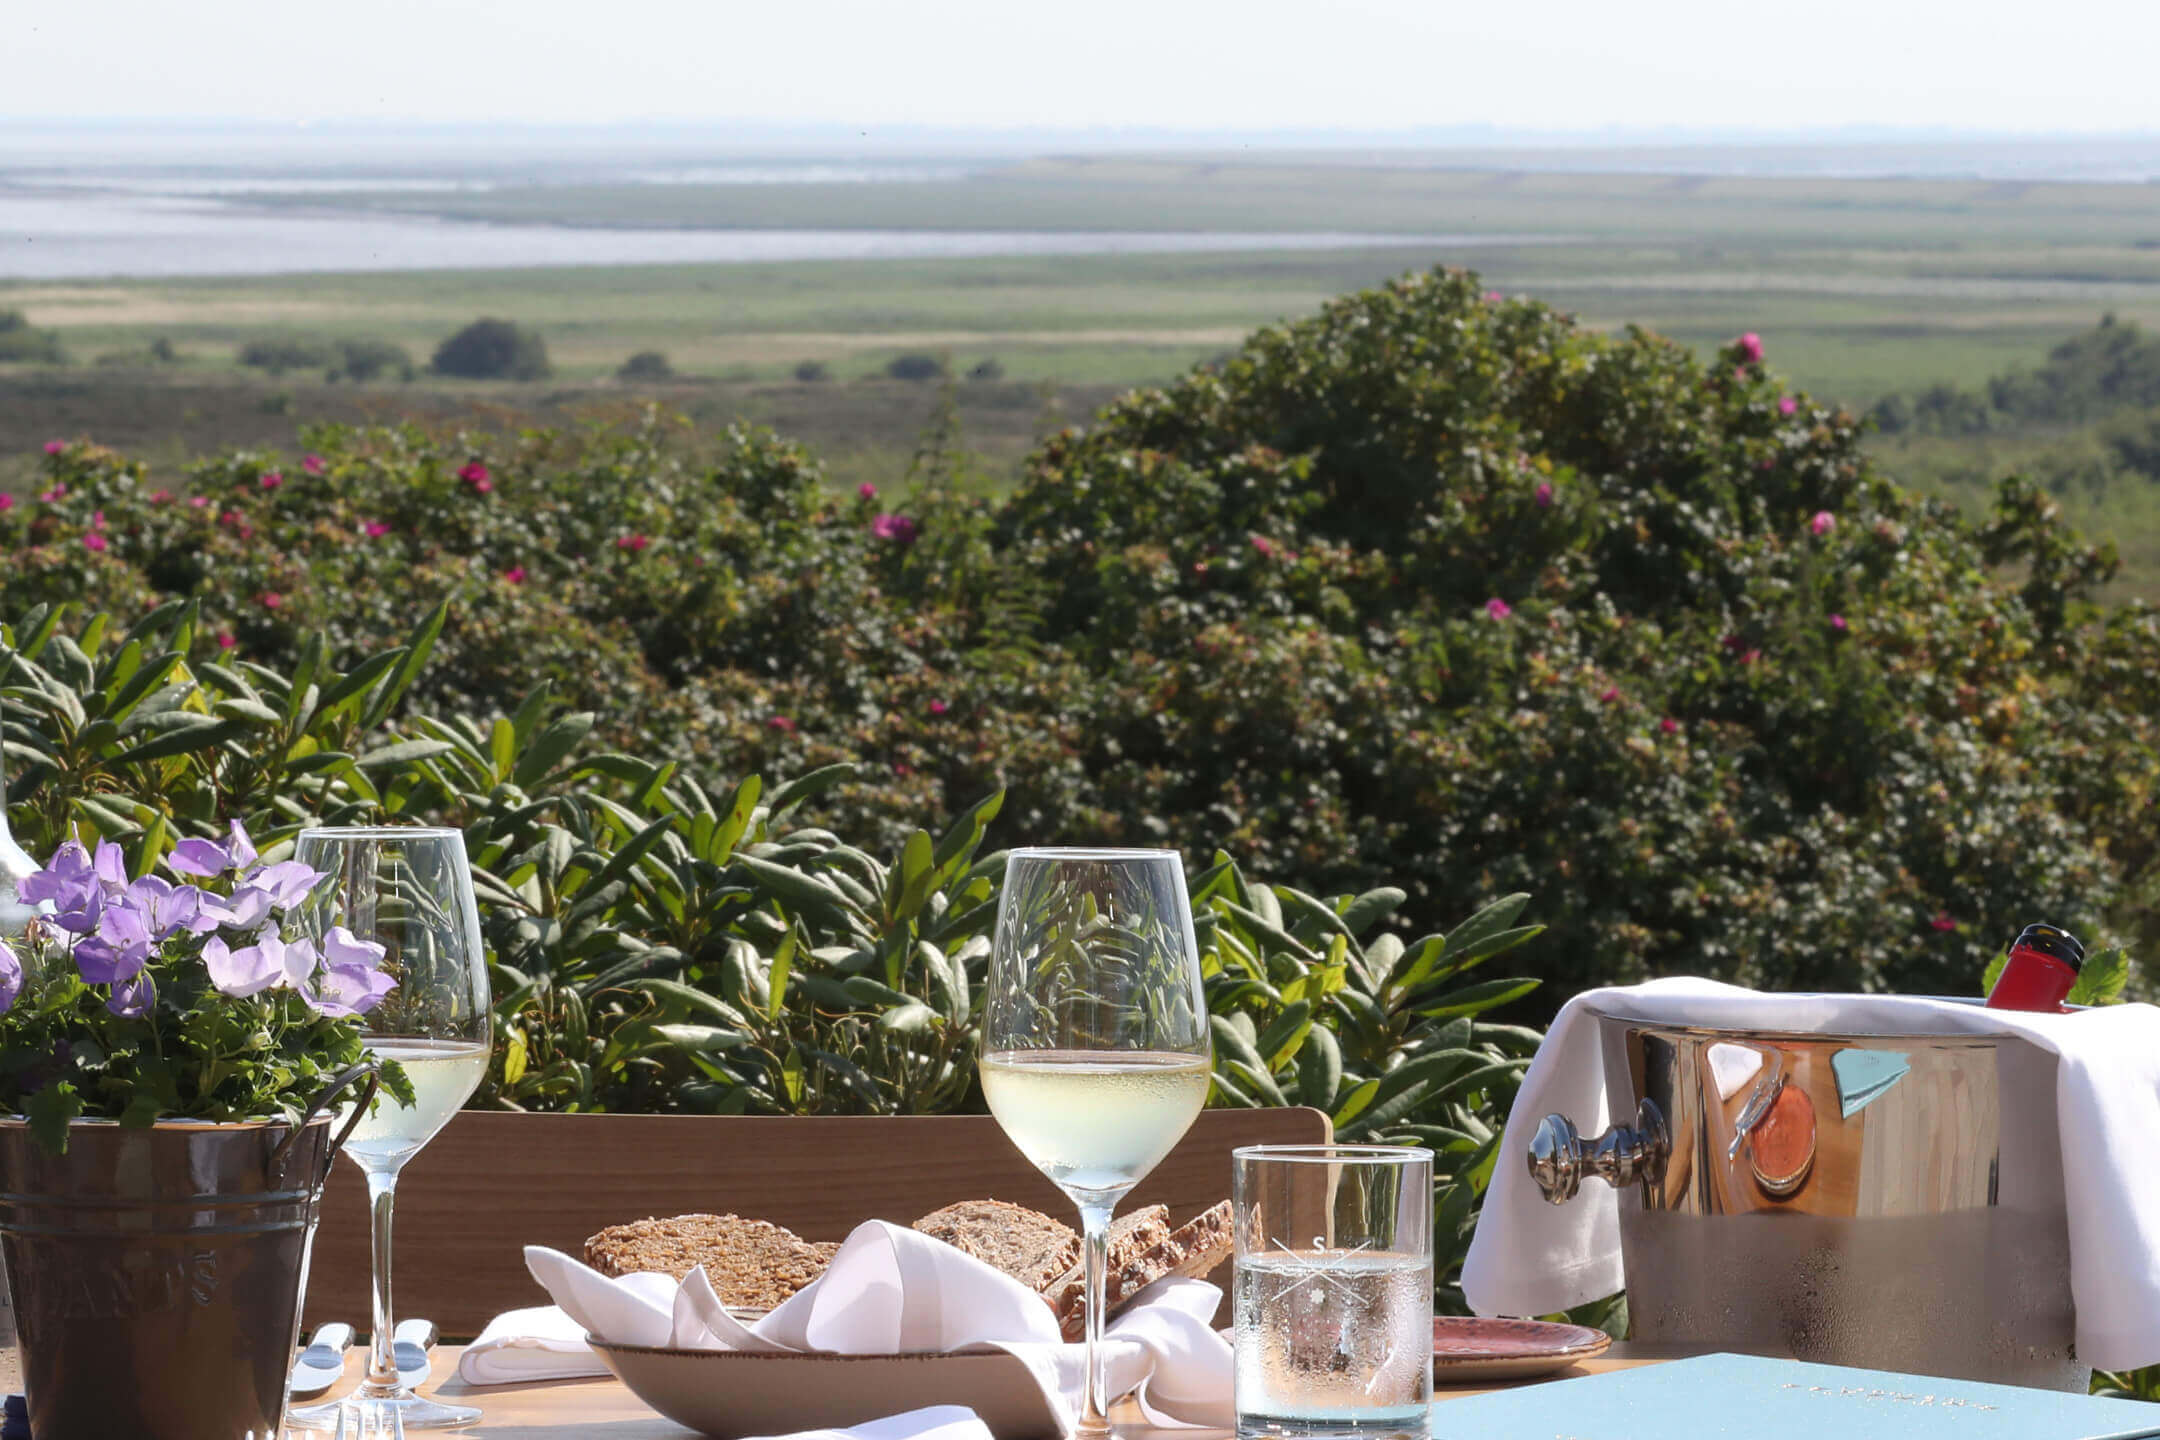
[1830,614,1848,632]
[1739,649,1761,665]
[1600,687,1621,703]
[928,699,948,716]
[83,532,107,552]
[189,495,209,509]
[1251,535,1276,557]
[1778,396,1798,416]
[260,472,282,490]
[767,715,797,734]
[616,534,650,552]
[1660,717,1679,734]
[43,441,63,456]
[303,454,325,475]
[216,632,236,651]
[1534,482,1554,508]
[871,513,919,543]
[1930,913,1956,933]
[459,461,490,485]
[1810,511,1836,537]
[90,510,106,530]
[364,521,390,539]
[504,566,527,584]
[1483,290,1503,303]
[149,489,172,503]
[0,494,11,512]
[893,762,911,776]
[1736,332,1764,364]
[1485,597,1512,619]
[260,591,283,610]
[858,482,877,498]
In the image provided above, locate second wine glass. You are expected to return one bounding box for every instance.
[288,826,492,1433]
[981,848,1211,1439]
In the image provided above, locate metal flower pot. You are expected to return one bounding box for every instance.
[0,1066,374,1440]
[1526,1009,2082,1390]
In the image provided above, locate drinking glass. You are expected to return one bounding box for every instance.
[981,849,1211,1438]
[287,827,492,1433]
[1232,1145,1434,1440]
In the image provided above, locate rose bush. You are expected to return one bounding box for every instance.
[10,267,2155,1004]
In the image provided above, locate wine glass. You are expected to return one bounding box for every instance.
[981,849,1211,1439]
[288,827,492,1433]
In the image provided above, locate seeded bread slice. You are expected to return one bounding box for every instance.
[1042,1204,1173,1340]
[582,1214,836,1311]
[913,1200,1081,1292]
[1109,1199,1234,1307]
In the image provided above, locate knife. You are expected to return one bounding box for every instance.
[394,1317,438,1390]
[287,1321,355,1397]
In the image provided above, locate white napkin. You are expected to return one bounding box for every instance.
[1460,978,2160,1372]
[462,1219,1233,1431]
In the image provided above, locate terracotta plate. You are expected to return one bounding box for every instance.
[1431,1317,1612,1382]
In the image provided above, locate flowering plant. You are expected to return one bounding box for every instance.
[0,824,411,1153]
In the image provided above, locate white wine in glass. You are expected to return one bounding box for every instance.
[288,827,492,1434]
[982,849,1210,1438]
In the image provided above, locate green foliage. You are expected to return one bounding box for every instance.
[793,360,833,383]
[2,605,1541,1299]
[9,267,2153,1007]
[1872,314,2160,436]
[618,351,675,381]
[431,318,551,381]
[885,353,945,383]
[239,338,330,375]
[335,338,414,383]
[0,310,68,366]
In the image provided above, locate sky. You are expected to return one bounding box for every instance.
[8,0,2160,137]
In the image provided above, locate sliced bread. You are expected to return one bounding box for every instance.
[1110,1199,1234,1302]
[582,1213,836,1311]
[913,1200,1081,1292]
[1042,1203,1173,1340]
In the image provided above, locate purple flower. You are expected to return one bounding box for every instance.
[106,973,151,1019]
[75,901,154,985]
[1534,482,1554,508]
[92,839,127,890]
[227,821,258,870]
[870,513,918,543]
[124,876,201,941]
[1736,332,1764,364]
[245,861,322,910]
[312,926,396,1016]
[311,962,396,1018]
[198,883,273,931]
[19,842,105,934]
[169,836,234,877]
[202,933,276,996]
[0,938,20,1014]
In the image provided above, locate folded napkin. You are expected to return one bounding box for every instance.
[1460,978,2160,1371]
[462,1219,1232,1431]
[740,1406,990,1440]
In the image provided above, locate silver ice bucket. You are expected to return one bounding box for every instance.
[1526,1005,2083,1389]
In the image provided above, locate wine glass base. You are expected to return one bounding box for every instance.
[287,1388,482,1433]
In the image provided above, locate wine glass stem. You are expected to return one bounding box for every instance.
[1077,1198,1114,1438]
[362,1166,403,1394]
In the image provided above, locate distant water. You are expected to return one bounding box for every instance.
[0,186,1558,280]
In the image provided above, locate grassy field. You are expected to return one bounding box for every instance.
[11,159,2160,591]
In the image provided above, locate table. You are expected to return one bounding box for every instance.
[296,1345,1674,1438]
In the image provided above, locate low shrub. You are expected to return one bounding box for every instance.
[793,361,833,383]
[885,353,945,383]
[239,338,330,375]
[0,311,67,366]
[336,338,415,383]
[10,267,2155,1006]
[432,319,551,381]
[618,351,675,381]
[1,603,1537,1304]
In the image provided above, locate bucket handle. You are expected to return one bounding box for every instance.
[267,1060,380,1190]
